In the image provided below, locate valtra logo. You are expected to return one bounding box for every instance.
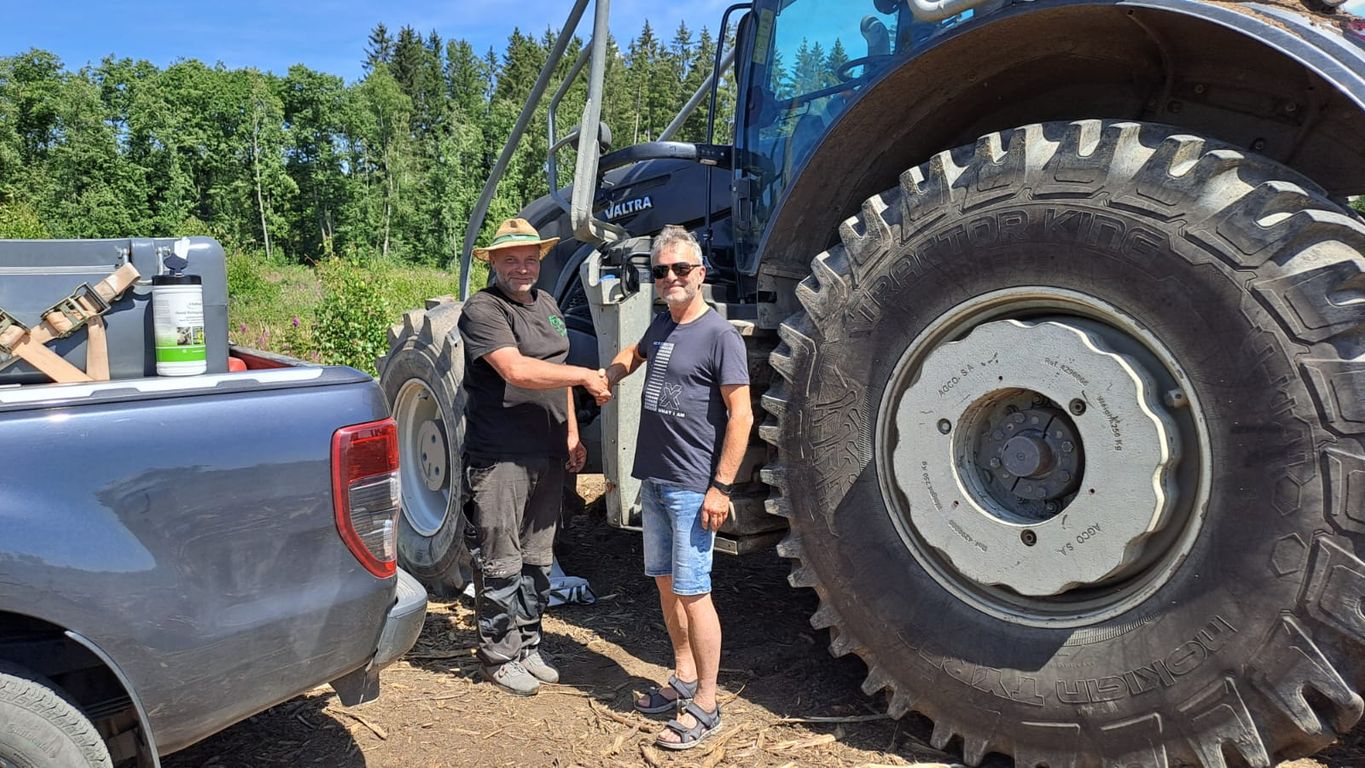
[599,196,653,220]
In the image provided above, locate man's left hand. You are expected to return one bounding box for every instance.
[701,487,730,532]
[566,434,587,473]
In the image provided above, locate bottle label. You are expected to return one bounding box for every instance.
[153,289,206,364]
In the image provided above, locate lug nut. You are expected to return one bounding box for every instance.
[988,457,1002,469]
[1044,501,1059,513]
[1062,441,1074,453]
[1069,399,1087,416]
[1021,530,1037,546]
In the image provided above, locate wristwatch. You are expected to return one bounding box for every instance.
[709,478,734,496]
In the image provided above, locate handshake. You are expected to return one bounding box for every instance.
[579,366,615,406]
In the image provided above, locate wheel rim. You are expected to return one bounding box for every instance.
[875,287,1212,627]
[394,378,452,536]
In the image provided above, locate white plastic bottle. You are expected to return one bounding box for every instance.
[152,274,207,376]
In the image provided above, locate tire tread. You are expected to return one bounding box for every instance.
[761,119,1365,767]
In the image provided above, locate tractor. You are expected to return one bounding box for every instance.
[378,0,1365,764]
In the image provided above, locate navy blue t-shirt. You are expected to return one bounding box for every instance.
[631,308,749,491]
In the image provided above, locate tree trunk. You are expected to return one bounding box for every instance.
[252,114,273,262]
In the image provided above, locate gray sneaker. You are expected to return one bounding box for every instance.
[520,649,560,684]
[481,660,540,696]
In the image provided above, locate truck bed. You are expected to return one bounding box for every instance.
[0,351,416,757]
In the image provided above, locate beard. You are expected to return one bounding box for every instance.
[662,283,696,306]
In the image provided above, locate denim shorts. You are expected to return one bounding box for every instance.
[641,479,715,596]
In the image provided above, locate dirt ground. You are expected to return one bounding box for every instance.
[164,478,1365,768]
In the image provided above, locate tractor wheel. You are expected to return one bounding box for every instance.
[377,299,471,598]
[762,120,1365,767]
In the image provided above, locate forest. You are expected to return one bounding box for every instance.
[0,20,851,271]
[0,19,847,370]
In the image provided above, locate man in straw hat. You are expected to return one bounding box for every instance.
[458,217,612,696]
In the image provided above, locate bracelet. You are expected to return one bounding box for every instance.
[709,478,734,496]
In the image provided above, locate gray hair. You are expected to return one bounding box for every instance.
[651,225,703,264]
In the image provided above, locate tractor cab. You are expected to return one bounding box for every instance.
[734,0,973,255]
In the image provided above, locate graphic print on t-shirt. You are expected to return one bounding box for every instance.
[643,341,685,418]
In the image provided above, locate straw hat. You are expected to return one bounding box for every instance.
[473,218,560,261]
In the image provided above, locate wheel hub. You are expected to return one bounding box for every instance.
[417,419,448,492]
[976,405,1083,514]
[394,378,454,537]
[891,319,1178,596]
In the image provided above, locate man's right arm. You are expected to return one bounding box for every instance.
[460,299,610,401]
[604,343,645,387]
[483,347,610,401]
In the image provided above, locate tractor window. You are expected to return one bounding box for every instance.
[735,0,969,256]
[749,1,904,184]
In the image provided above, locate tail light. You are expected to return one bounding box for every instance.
[332,418,401,578]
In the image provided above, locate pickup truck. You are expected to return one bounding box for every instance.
[0,346,428,768]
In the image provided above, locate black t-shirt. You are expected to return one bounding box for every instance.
[631,308,749,491]
[458,285,570,459]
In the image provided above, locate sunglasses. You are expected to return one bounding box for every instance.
[650,262,702,280]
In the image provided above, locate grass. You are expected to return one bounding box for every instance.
[227,252,469,372]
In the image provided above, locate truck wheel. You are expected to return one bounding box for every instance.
[0,663,111,768]
[762,120,1365,767]
[377,299,471,598]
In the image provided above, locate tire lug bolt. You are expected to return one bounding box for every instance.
[1059,471,1071,482]
[1062,441,1074,453]
[1044,501,1059,513]
[988,457,1002,469]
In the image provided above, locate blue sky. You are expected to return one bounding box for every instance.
[3,0,1363,82]
[0,1,735,83]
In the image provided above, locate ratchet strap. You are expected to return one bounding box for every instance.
[0,310,91,382]
[0,264,142,383]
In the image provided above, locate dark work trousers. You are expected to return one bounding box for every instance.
[465,455,564,666]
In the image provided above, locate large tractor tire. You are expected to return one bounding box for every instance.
[377,298,471,598]
[0,663,111,768]
[762,120,1365,767]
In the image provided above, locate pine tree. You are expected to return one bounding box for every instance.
[364,24,394,73]
[679,26,716,141]
[825,38,850,87]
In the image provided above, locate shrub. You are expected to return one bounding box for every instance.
[0,201,50,239]
[312,258,391,375]
[226,252,279,306]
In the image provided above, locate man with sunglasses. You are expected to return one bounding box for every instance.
[605,225,752,750]
[458,218,612,697]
